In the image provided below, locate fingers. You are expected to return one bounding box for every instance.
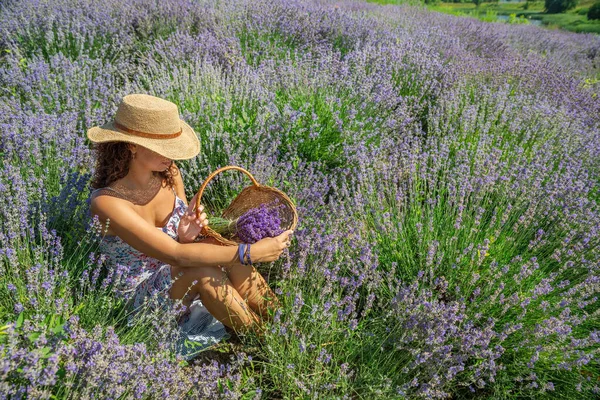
[189,191,200,208]
[185,211,206,221]
[278,229,294,240]
[190,205,209,226]
[277,230,294,251]
[189,195,209,226]
[184,207,209,228]
[195,212,209,227]
[189,203,204,216]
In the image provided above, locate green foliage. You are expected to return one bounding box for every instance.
[425,0,600,33]
[273,87,352,172]
[474,9,498,21]
[588,1,600,19]
[508,12,531,23]
[540,11,600,32]
[545,0,578,13]
[569,22,600,31]
[237,25,300,68]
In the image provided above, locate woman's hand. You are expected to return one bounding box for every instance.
[249,230,294,263]
[177,192,209,244]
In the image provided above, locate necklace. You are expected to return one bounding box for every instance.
[108,174,164,206]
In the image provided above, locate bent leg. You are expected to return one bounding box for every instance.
[223,263,281,321]
[194,236,280,320]
[170,265,262,335]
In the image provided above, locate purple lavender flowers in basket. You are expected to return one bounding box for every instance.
[235,202,286,243]
[208,200,287,243]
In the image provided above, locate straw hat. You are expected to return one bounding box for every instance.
[86,94,200,160]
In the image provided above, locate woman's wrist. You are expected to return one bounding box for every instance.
[244,243,253,265]
[238,243,247,265]
[238,243,255,266]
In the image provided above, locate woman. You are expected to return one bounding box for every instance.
[86,94,293,356]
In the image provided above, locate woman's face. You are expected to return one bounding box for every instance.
[129,144,172,171]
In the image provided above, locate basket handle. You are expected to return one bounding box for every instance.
[194,165,261,219]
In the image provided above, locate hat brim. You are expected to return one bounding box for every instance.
[86,120,200,160]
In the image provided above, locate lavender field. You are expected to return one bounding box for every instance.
[1,0,599,398]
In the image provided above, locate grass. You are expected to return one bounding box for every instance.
[368,0,600,34]
[541,12,600,32]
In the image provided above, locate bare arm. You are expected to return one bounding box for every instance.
[171,161,209,244]
[92,195,241,268]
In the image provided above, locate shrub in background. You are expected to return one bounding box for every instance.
[588,1,600,19]
[544,0,578,13]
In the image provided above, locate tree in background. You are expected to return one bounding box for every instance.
[544,0,578,13]
[588,1,600,19]
[473,0,484,7]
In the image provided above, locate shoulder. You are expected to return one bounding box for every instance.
[90,189,132,220]
[89,188,180,265]
[90,187,125,204]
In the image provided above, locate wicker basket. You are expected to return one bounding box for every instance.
[193,166,298,246]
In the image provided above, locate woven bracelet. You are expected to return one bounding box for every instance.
[244,243,252,265]
[238,243,247,265]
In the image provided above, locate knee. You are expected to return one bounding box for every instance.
[196,274,232,302]
[238,273,272,303]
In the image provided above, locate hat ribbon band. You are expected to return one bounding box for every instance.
[114,121,182,139]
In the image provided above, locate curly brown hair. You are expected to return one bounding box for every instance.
[89,142,177,189]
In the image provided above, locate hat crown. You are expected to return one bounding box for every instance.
[114,94,181,135]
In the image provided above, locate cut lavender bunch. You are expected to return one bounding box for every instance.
[207,201,287,243]
[236,202,286,243]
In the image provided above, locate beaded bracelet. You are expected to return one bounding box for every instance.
[244,243,252,266]
[238,243,247,265]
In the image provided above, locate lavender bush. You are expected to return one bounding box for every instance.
[1,0,599,398]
